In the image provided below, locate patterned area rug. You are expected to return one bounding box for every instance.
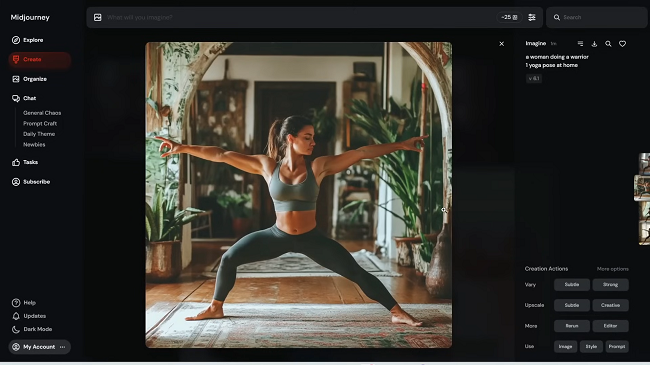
[146,302,452,348]
[203,249,401,278]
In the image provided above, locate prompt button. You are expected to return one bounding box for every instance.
[9,340,70,355]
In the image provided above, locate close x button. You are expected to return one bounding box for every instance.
[8,52,71,71]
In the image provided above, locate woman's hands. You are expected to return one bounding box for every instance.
[400,135,429,152]
[155,136,182,158]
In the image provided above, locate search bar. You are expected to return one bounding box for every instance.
[546,7,647,28]
[86,7,543,28]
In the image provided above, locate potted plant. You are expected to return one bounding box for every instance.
[346,76,443,268]
[145,185,204,282]
[214,189,253,238]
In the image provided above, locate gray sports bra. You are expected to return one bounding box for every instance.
[269,159,320,212]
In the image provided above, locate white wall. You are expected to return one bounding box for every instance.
[203,55,383,236]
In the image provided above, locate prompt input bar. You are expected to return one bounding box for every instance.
[86,7,544,28]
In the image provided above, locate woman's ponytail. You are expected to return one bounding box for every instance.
[267,119,284,161]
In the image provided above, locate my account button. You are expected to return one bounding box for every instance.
[8,52,71,71]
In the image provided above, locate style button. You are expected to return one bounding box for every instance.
[580,340,603,353]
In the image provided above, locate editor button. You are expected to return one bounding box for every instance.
[8,52,71,71]
[9,339,71,355]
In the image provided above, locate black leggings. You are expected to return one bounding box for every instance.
[214,225,398,310]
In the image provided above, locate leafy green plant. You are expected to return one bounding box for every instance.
[145,130,179,190]
[145,186,204,243]
[213,190,252,219]
[347,97,428,238]
[308,106,338,143]
[344,73,446,263]
[419,233,434,262]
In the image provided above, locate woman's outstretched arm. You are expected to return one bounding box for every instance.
[314,135,428,177]
[155,136,274,177]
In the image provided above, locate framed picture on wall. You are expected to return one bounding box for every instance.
[343,80,378,150]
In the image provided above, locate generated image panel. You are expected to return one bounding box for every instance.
[144,42,452,348]
[634,175,650,201]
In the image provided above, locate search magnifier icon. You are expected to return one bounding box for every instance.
[554,14,560,21]
[605,40,612,47]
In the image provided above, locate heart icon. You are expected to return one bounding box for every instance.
[619,40,626,47]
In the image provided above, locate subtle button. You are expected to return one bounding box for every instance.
[606,340,629,353]
[554,299,590,312]
[554,278,590,291]
[554,320,590,332]
[8,52,71,71]
[593,299,629,312]
[593,320,628,332]
[554,340,578,353]
[593,278,628,291]
[580,340,603,353]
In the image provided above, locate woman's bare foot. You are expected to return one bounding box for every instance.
[390,304,423,327]
[185,301,224,321]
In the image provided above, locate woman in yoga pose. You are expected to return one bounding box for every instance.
[156,115,428,326]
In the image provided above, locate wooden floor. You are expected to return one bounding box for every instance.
[146,240,449,312]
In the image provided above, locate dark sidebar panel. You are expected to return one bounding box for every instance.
[513,29,649,361]
[4,2,84,361]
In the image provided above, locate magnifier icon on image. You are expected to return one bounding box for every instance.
[605,40,612,47]
[554,14,560,21]
[12,95,20,103]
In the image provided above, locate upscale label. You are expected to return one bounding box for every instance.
[23,326,52,332]
[525,303,544,308]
